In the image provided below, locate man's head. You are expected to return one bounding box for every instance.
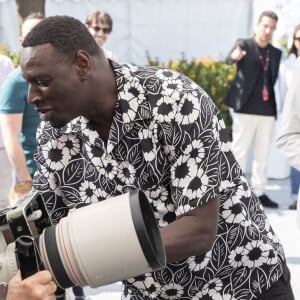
[254,10,278,46]
[20,16,105,128]
[85,11,113,48]
[22,15,100,61]
[20,12,44,43]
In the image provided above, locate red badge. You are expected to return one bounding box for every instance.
[262,86,269,101]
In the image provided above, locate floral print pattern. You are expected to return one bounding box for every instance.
[33,61,285,299]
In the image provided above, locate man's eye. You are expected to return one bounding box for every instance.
[35,79,50,87]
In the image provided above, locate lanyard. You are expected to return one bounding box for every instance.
[258,48,270,101]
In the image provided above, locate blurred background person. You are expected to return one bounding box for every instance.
[278,24,300,210]
[223,11,281,208]
[85,10,118,61]
[0,13,43,206]
[0,53,14,149]
[0,53,14,85]
[277,56,300,228]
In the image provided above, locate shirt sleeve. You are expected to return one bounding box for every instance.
[276,57,300,171]
[32,122,69,224]
[0,69,26,114]
[166,84,226,216]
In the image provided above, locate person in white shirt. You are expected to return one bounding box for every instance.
[0,54,14,85]
[85,10,118,61]
[0,53,14,148]
[277,24,300,210]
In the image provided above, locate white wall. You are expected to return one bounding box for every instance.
[46,0,253,65]
[1,0,252,65]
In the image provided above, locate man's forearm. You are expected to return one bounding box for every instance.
[3,138,32,181]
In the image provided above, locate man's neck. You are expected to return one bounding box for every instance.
[254,36,269,48]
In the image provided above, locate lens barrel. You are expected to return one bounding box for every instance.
[38,190,166,288]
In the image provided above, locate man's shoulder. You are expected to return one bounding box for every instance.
[1,67,25,86]
[269,44,282,55]
[0,67,27,103]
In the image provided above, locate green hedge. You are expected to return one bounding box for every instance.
[147,54,236,136]
[0,43,20,67]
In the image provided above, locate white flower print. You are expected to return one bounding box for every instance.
[156,69,180,80]
[153,96,177,123]
[220,180,235,191]
[147,187,168,204]
[228,246,244,268]
[176,204,192,216]
[161,283,184,299]
[48,172,61,195]
[141,276,161,298]
[206,278,223,296]
[175,91,200,125]
[118,81,145,123]
[241,240,271,268]
[43,140,71,170]
[188,251,212,272]
[139,128,156,162]
[83,127,98,145]
[183,139,205,163]
[79,181,104,203]
[60,134,81,156]
[172,155,197,188]
[222,195,247,224]
[98,156,119,180]
[185,167,209,198]
[161,79,182,100]
[118,162,136,185]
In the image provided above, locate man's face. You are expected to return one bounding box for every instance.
[87,22,111,48]
[255,16,277,44]
[20,44,85,128]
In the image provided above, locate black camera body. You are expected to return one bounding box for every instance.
[0,192,50,282]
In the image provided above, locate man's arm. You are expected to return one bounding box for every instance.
[161,197,219,263]
[0,113,32,182]
[6,271,57,300]
[225,39,246,64]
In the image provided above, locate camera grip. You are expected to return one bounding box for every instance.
[15,236,42,279]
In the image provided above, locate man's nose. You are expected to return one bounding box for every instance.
[27,84,41,104]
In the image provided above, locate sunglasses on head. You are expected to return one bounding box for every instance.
[91,26,111,34]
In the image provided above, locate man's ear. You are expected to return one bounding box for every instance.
[75,50,90,80]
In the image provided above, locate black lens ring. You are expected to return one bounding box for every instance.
[129,190,166,270]
[44,225,74,288]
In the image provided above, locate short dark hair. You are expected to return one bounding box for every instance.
[85,10,113,32]
[22,15,100,61]
[258,10,278,23]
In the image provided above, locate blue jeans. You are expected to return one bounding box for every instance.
[291,167,300,200]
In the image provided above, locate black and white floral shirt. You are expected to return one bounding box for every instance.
[33,61,285,299]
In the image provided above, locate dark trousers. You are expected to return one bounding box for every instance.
[257,262,294,300]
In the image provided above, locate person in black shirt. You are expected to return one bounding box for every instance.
[224,10,281,208]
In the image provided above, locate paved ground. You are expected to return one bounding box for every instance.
[0,148,299,299]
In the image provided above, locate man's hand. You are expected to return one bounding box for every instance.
[6,271,57,300]
[8,180,32,207]
[230,45,247,61]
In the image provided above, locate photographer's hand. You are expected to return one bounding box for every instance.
[6,270,57,300]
